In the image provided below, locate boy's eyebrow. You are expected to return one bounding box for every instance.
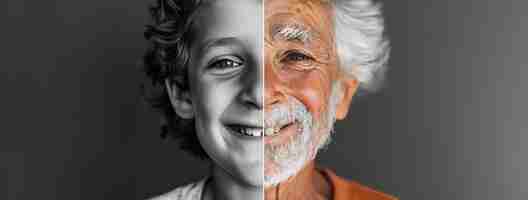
[199,37,243,52]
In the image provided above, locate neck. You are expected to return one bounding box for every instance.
[264,161,332,200]
[203,165,262,200]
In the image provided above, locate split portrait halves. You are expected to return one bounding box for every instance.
[5,0,528,199]
[143,0,393,199]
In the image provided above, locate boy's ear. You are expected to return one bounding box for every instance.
[164,79,194,119]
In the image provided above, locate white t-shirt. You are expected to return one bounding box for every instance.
[148,178,207,200]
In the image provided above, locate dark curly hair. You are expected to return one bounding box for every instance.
[142,0,208,159]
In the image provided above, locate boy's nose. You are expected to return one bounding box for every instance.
[239,62,263,110]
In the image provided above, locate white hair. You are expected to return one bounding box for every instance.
[332,0,390,93]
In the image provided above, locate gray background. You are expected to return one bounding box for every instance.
[2,0,527,199]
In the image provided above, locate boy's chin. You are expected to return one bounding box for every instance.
[216,160,263,188]
[242,166,264,187]
[235,171,264,188]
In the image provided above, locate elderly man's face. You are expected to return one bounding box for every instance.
[264,0,358,187]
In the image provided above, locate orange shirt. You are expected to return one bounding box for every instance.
[319,169,398,200]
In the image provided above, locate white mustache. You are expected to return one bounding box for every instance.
[264,97,312,137]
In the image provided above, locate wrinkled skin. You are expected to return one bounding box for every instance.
[264,0,359,199]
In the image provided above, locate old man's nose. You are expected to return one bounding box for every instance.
[264,61,288,107]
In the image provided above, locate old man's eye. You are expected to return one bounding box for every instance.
[283,51,313,62]
[280,50,315,70]
[208,56,244,75]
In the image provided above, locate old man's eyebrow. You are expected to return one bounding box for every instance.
[271,24,311,43]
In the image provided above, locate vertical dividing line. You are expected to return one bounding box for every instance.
[261,0,266,200]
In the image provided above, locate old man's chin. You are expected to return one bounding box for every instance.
[264,81,343,188]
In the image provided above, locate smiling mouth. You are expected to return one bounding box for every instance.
[264,121,297,137]
[226,125,263,137]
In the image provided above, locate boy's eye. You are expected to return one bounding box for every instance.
[208,56,244,75]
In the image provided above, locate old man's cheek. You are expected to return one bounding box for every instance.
[296,88,327,120]
[287,77,330,116]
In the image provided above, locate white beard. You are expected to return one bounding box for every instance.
[264,82,342,187]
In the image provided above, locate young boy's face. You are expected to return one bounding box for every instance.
[185,0,263,186]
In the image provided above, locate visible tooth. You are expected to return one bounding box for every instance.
[246,128,261,137]
[238,127,262,137]
[265,127,274,136]
[264,126,282,137]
